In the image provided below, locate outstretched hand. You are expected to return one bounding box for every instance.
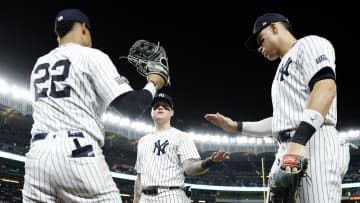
[210,150,230,162]
[204,112,237,133]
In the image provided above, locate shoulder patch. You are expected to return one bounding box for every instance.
[315,54,328,64]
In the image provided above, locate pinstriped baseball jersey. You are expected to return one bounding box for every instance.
[135,127,200,188]
[271,35,337,133]
[267,35,350,203]
[30,43,133,146]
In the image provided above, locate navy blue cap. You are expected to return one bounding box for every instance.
[55,9,91,30]
[152,93,174,109]
[245,13,289,50]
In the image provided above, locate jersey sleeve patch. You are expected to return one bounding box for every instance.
[315,54,329,64]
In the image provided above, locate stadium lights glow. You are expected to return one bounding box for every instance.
[2,80,360,145]
[130,121,154,133]
[0,151,359,190]
[0,79,10,94]
[229,137,236,144]
[264,136,274,144]
[11,85,31,101]
[0,79,31,101]
[120,193,131,197]
[339,130,360,139]
[0,178,20,184]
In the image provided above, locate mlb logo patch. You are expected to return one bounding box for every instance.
[57,16,63,22]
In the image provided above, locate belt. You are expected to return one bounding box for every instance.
[142,186,182,195]
[277,129,294,143]
[32,131,84,142]
[276,123,334,144]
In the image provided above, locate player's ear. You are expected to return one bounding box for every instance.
[270,23,280,34]
[80,23,88,35]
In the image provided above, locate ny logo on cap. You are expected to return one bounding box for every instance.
[158,93,165,97]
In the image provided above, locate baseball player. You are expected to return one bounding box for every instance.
[134,93,230,203]
[205,13,350,203]
[23,9,167,202]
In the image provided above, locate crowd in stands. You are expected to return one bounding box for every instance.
[0,180,22,203]
[0,123,30,155]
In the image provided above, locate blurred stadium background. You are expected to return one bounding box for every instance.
[1,78,360,203]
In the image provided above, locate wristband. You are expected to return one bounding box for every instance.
[291,121,316,145]
[143,81,157,97]
[291,109,323,146]
[201,157,218,168]
[301,109,324,130]
[237,121,243,133]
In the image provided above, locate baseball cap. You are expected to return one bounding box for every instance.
[152,93,174,109]
[244,13,290,50]
[55,9,91,30]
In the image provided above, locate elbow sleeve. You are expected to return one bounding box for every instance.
[110,89,153,119]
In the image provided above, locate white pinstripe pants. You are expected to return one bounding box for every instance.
[139,189,190,203]
[22,131,122,203]
[267,126,350,203]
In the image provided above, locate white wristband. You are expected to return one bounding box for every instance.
[143,82,156,97]
[302,109,324,130]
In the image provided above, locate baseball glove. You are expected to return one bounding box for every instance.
[269,154,308,203]
[121,40,170,86]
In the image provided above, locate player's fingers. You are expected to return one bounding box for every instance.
[216,112,225,119]
[215,151,226,161]
[205,116,222,126]
[204,114,216,121]
[211,152,219,162]
[292,167,298,172]
[211,151,217,158]
[121,76,129,84]
[217,151,230,160]
[222,152,230,160]
[285,166,291,172]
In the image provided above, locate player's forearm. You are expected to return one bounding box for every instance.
[291,79,336,146]
[238,117,273,136]
[133,175,142,203]
[183,158,215,176]
[306,79,336,117]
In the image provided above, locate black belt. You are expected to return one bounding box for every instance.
[277,129,294,143]
[276,123,334,144]
[142,186,182,195]
[32,131,84,142]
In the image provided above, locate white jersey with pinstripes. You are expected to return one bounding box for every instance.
[24,43,130,202]
[30,43,132,146]
[135,127,200,188]
[271,35,336,133]
[268,35,350,203]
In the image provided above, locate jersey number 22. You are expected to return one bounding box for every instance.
[33,59,71,101]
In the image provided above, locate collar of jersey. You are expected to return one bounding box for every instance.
[59,43,79,47]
